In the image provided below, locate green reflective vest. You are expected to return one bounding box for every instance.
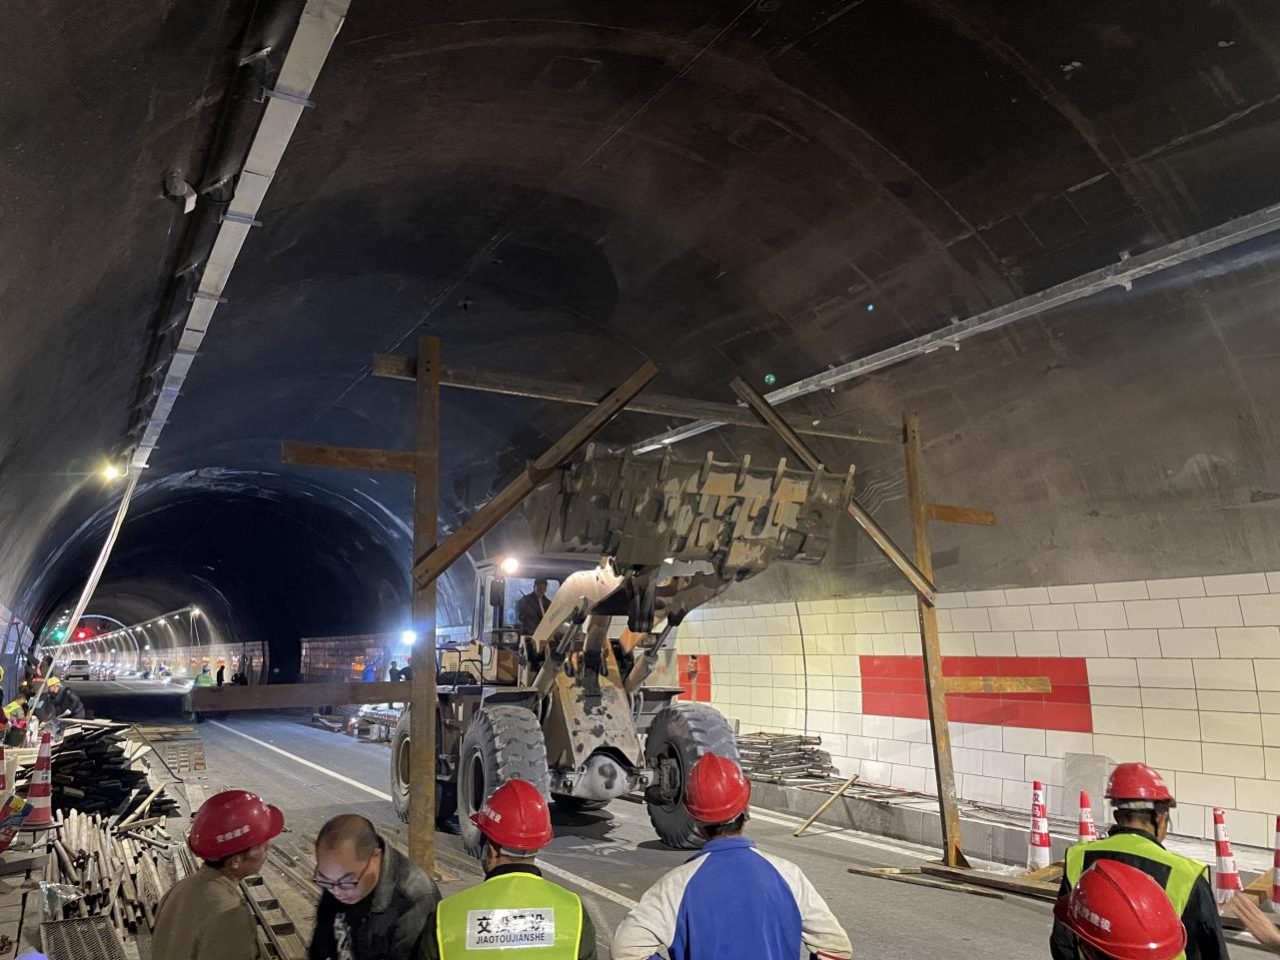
[437,870,582,960]
[1065,832,1207,960]
[195,672,213,687]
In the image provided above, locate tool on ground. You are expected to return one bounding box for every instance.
[794,774,859,837]
[1028,780,1051,870]
[1213,806,1243,904]
[1078,790,1098,843]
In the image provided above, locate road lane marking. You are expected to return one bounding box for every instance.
[208,720,639,910]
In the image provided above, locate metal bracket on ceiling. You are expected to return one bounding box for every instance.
[219,211,262,228]
[263,86,316,109]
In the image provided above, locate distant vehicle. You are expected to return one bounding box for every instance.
[63,660,92,681]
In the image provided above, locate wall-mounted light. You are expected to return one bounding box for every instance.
[401,630,417,645]
[500,556,520,576]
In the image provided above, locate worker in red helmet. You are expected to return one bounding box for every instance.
[1057,861,1187,960]
[153,789,285,959]
[419,779,598,960]
[1051,762,1227,960]
[613,754,851,960]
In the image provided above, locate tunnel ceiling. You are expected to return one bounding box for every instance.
[6,0,1280,637]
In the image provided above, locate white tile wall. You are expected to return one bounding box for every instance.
[690,570,1280,845]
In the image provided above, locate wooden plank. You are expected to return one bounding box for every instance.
[372,355,898,447]
[192,681,403,712]
[727,376,936,606]
[410,360,660,587]
[928,503,997,526]
[847,867,1007,899]
[943,676,1051,694]
[281,441,414,473]
[920,864,1059,899]
[905,412,968,869]
[410,335,440,874]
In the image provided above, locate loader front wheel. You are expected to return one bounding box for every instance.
[643,703,739,849]
[391,707,457,826]
[457,705,550,858]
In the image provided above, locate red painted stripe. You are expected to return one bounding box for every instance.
[860,655,1093,733]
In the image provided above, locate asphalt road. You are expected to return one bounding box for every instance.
[66,675,191,721]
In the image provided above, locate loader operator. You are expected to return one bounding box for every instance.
[1056,860,1188,960]
[420,779,598,960]
[153,789,286,960]
[1050,762,1228,960]
[516,578,551,635]
[612,754,852,960]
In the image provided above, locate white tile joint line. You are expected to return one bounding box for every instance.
[207,721,639,909]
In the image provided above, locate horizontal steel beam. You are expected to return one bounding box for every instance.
[928,503,997,526]
[631,201,1280,452]
[280,441,414,473]
[191,680,403,712]
[372,354,895,446]
[942,676,1050,694]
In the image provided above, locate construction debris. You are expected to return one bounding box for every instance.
[736,732,835,783]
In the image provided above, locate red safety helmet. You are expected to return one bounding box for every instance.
[684,754,751,824]
[1105,762,1175,808]
[1054,861,1186,960]
[470,779,554,851]
[188,789,285,860]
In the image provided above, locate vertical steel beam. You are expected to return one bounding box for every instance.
[904,412,969,868]
[410,336,441,874]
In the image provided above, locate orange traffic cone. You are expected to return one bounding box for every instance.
[1078,790,1098,843]
[24,731,53,828]
[1028,780,1051,869]
[1213,806,1243,904]
[1269,816,1280,914]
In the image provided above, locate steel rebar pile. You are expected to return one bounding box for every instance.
[736,732,835,783]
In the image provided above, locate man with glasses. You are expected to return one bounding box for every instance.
[309,814,441,960]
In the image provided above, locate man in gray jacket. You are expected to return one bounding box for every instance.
[309,815,441,960]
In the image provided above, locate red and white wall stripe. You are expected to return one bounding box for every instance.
[674,571,1280,847]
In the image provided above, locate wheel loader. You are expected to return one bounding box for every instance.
[391,446,853,854]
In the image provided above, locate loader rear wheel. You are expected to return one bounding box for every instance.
[390,708,457,825]
[551,794,610,814]
[643,703,739,849]
[457,705,550,858]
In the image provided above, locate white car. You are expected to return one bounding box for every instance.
[63,659,92,681]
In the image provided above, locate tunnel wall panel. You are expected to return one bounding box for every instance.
[678,570,1280,847]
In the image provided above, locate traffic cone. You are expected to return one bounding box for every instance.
[1213,806,1243,904]
[1269,815,1280,913]
[1078,790,1098,843]
[24,731,53,828]
[1028,780,1052,869]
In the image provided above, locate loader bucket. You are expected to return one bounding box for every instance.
[527,447,855,578]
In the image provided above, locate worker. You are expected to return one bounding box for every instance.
[1,693,27,747]
[612,754,851,960]
[36,677,85,723]
[216,663,225,687]
[1051,762,1228,960]
[309,814,440,960]
[153,789,285,960]
[195,664,214,687]
[1057,860,1187,960]
[516,578,551,635]
[420,778,598,960]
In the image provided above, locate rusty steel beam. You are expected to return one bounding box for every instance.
[410,335,441,874]
[905,411,970,869]
[928,503,997,526]
[372,354,896,446]
[728,376,936,606]
[411,360,661,587]
[191,681,403,712]
[281,441,415,473]
[943,676,1050,695]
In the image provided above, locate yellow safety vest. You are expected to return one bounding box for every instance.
[437,870,582,960]
[3,701,25,720]
[1065,832,1207,960]
[195,672,213,688]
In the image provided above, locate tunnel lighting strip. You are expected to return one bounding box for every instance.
[43,605,200,649]
[130,0,349,469]
[632,200,1280,453]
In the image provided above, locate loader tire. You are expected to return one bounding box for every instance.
[643,703,739,849]
[551,794,610,814]
[457,705,550,858]
[390,707,458,825]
